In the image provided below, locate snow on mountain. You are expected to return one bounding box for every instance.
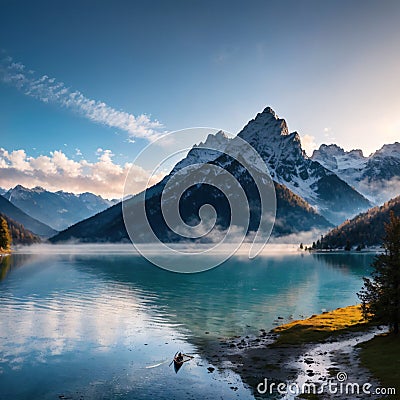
[4,185,118,231]
[312,142,400,205]
[141,107,370,226]
[235,107,370,224]
[171,130,231,172]
[312,144,366,171]
[373,142,400,159]
[50,106,375,244]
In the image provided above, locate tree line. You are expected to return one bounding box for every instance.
[0,213,41,250]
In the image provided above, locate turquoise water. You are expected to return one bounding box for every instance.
[0,248,374,399]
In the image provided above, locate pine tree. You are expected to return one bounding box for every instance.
[358,211,400,335]
[0,217,12,253]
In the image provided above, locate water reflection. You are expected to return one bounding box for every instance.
[68,252,373,339]
[0,252,254,400]
[0,254,33,281]
[0,249,374,399]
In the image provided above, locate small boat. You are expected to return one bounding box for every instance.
[172,352,193,374]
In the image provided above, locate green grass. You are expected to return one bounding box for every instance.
[359,333,400,396]
[272,305,370,345]
[270,305,399,398]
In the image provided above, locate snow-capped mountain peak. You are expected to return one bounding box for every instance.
[171,130,231,174]
[195,130,229,150]
[238,106,290,143]
[4,185,117,230]
[312,144,367,172]
[233,107,370,224]
[312,142,400,205]
[371,142,400,159]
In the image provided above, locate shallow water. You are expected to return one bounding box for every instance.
[0,248,374,399]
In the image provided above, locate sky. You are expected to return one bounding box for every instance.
[0,0,400,198]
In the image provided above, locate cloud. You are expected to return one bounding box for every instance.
[0,148,166,199]
[0,56,164,141]
[323,127,336,143]
[268,228,328,245]
[300,134,318,156]
[357,176,400,205]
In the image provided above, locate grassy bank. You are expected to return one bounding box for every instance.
[272,305,399,396]
[272,305,370,345]
[220,305,398,399]
[359,334,400,394]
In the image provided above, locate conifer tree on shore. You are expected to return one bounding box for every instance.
[358,211,400,335]
[0,217,12,253]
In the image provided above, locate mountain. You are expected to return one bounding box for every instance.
[235,107,370,225]
[0,212,41,245]
[312,142,400,205]
[315,195,400,249]
[4,185,117,231]
[0,188,6,196]
[0,194,56,237]
[51,107,341,244]
[50,180,332,243]
[146,108,370,226]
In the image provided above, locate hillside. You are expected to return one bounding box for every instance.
[4,185,117,231]
[316,195,400,249]
[50,182,332,243]
[0,194,57,237]
[0,212,41,245]
[50,106,374,244]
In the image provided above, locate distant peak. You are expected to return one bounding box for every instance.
[372,142,400,158]
[32,186,46,192]
[349,149,364,158]
[14,184,27,190]
[237,106,291,143]
[196,130,230,149]
[206,130,228,141]
[261,106,277,117]
[253,106,279,122]
[319,144,344,152]
[313,144,365,159]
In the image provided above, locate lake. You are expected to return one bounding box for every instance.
[0,246,374,399]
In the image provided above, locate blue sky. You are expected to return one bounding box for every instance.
[1,0,400,197]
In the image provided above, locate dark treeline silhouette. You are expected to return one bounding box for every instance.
[313,195,400,249]
[0,212,41,246]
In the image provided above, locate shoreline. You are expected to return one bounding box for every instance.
[205,306,390,399]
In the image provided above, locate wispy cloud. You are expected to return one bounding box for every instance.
[0,147,166,199]
[300,134,318,156]
[0,55,164,141]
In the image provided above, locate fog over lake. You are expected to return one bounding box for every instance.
[0,246,373,399]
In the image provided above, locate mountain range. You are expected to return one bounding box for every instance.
[312,142,400,205]
[0,194,56,237]
[165,109,371,225]
[2,185,117,231]
[235,108,370,225]
[51,107,374,244]
[3,106,398,246]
